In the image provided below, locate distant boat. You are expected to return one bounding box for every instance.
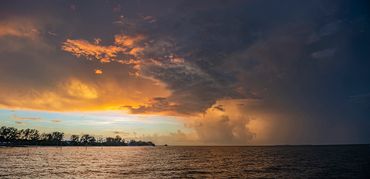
[164,144,168,146]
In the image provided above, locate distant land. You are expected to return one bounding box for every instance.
[0,126,155,147]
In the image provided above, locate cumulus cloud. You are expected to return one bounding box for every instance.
[192,115,254,145]
[140,130,196,145]
[189,100,255,145]
[138,99,256,145]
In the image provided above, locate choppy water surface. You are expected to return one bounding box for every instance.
[1,145,369,178]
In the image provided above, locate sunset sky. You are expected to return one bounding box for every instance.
[0,0,369,145]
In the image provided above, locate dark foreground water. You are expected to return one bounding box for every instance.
[1,145,369,178]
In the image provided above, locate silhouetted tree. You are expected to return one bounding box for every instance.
[114,135,122,143]
[0,127,18,143]
[0,126,154,147]
[51,132,64,145]
[29,129,40,143]
[40,133,53,145]
[105,137,115,145]
[128,139,155,146]
[70,135,80,146]
[96,137,104,145]
[104,135,127,146]
[18,129,28,140]
[0,126,7,142]
[80,134,96,145]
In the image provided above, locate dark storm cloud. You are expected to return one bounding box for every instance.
[120,0,367,115]
[122,0,370,143]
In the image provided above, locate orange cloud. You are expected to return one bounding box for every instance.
[0,19,170,112]
[62,34,145,65]
[0,19,39,39]
[63,79,98,99]
[129,47,144,56]
[0,77,170,112]
[62,39,125,63]
[94,69,103,75]
[61,34,221,115]
[114,34,144,47]
[189,100,256,145]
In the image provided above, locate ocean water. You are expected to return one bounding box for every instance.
[0,145,369,178]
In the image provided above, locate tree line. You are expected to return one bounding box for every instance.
[0,126,155,146]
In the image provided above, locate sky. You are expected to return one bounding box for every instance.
[0,0,369,145]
